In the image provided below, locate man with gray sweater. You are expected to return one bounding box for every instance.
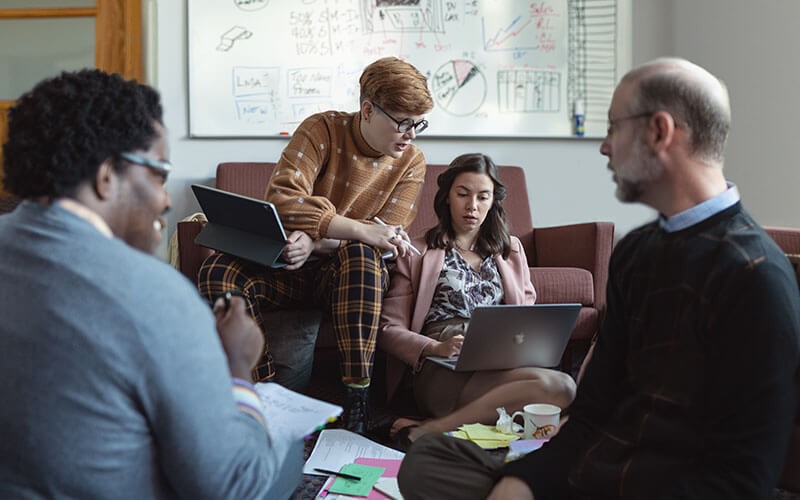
[0,69,302,498]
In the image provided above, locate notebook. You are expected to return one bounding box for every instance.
[191,184,288,268]
[426,303,580,371]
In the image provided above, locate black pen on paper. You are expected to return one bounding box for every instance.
[314,468,361,481]
[316,467,399,499]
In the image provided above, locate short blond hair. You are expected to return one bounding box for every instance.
[360,57,433,115]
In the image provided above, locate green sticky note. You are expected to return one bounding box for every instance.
[328,464,386,497]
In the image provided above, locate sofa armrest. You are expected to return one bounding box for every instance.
[177,220,213,283]
[524,222,614,310]
[764,225,800,254]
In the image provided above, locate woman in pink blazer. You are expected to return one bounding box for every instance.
[379,153,576,448]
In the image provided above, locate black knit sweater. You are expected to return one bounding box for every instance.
[504,203,800,499]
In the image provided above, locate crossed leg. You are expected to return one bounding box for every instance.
[393,365,576,442]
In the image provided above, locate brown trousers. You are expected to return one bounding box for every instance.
[398,433,504,500]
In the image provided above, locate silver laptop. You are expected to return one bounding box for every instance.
[426,304,580,371]
[191,184,288,268]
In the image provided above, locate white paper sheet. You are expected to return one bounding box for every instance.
[255,382,342,439]
[304,429,404,475]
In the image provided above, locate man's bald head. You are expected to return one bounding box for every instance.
[621,57,731,163]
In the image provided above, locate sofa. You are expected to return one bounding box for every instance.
[763,226,800,494]
[176,161,614,391]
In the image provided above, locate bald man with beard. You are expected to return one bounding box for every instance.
[396,58,800,500]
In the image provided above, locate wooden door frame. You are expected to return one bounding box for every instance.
[0,0,142,197]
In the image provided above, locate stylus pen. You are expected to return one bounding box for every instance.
[373,217,421,255]
[313,468,361,481]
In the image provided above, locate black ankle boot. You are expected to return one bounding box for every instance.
[342,386,369,434]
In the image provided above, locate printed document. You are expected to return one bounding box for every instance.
[255,382,342,439]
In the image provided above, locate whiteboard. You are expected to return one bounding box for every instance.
[188,0,629,138]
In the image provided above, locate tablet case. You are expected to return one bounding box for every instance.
[191,184,287,268]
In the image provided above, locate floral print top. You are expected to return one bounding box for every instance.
[423,248,504,327]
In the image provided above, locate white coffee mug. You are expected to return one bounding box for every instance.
[512,403,561,439]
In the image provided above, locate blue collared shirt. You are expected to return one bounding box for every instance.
[658,183,740,233]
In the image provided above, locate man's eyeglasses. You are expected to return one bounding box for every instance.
[120,152,172,182]
[372,101,428,135]
[606,112,654,134]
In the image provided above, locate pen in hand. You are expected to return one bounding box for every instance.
[217,290,244,311]
[373,217,421,255]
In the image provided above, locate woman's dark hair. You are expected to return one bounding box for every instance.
[425,153,512,259]
[3,69,163,198]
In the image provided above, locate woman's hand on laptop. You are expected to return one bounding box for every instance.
[282,231,314,270]
[422,335,464,358]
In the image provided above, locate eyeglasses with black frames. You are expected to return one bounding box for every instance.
[119,152,172,183]
[606,111,654,135]
[372,101,428,135]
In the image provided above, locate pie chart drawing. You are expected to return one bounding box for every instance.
[431,60,487,117]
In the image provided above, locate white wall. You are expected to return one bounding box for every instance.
[151,0,799,260]
[670,0,800,228]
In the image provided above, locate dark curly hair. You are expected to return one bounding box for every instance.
[3,69,163,198]
[425,153,512,259]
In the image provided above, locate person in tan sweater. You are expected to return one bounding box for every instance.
[198,57,433,433]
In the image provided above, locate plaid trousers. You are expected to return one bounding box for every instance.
[197,242,389,382]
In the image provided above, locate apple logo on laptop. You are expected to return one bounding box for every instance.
[513,333,525,345]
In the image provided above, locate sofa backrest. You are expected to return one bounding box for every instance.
[215,162,533,239]
[216,162,274,199]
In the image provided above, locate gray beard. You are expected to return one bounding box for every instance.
[615,177,644,203]
[611,138,662,203]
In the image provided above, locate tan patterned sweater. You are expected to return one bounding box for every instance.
[266,110,426,240]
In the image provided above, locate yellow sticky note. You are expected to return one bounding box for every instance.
[460,423,519,442]
[450,430,469,439]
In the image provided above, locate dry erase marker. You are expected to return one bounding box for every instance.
[573,101,585,137]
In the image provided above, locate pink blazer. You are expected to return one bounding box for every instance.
[379,235,536,401]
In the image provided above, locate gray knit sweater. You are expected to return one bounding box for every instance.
[0,201,302,499]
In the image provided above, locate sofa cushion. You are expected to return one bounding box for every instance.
[529,267,594,306]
